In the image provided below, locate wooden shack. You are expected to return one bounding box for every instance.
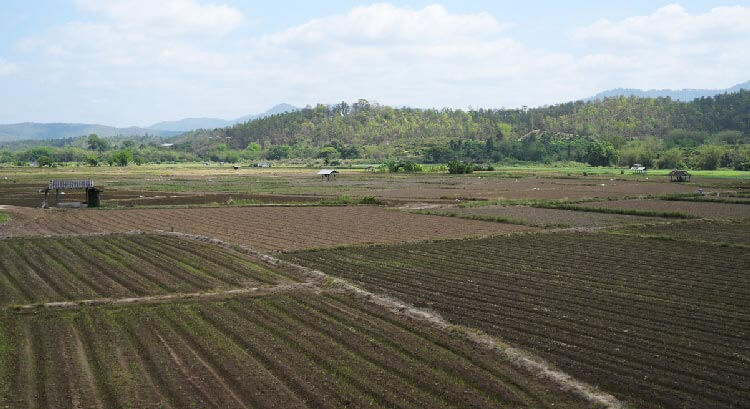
[42,180,101,208]
[668,170,691,182]
[317,169,339,181]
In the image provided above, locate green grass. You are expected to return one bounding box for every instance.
[661,193,750,205]
[0,212,8,224]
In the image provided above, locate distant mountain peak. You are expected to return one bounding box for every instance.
[149,103,298,132]
[585,81,750,102]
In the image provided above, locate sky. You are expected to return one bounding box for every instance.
[1,0,749,127]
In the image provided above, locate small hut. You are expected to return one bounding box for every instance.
[257,162,271,168]
[668,170,691,182]
[629,164,647,174]
[41,180,101,208]
[317,169,339,181]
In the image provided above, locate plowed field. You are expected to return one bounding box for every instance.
[618,219,750,244]
[0,206,535,251]
[448,205,665,227]
[579,199,750,220]
[0,234,294,306]
[283,233,750,409]
[0,293,589,409]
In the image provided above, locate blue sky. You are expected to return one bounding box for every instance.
[1,1,749,126]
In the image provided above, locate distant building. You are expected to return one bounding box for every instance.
[668,169,691,182]
[258,162,271,168]
[629,164,647,174]
[160,143,174,147]
[317,169,339,181]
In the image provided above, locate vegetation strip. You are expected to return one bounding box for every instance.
[407,208,568,228]
[532,202,698,218]
[162,231,625,409]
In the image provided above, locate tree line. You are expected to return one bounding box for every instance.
[2,91,749,169]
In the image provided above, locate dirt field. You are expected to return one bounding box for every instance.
[618,219,750,244]
[0,292,591,409]
[447,205,666,227]
[0,234,296,306]
[0,206,535,251]
[579,199,750,220]
[348,176,702,201]
[283,232,750,409]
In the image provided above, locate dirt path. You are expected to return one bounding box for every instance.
[7,282,320,312]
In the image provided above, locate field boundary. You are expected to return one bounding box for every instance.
[161,230,626,409]
[6,282,320,312]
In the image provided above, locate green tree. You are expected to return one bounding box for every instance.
[692,145,725,170]
[656,148,684,169]
[585,140,619,166]
[87,134,110,152]
[110,150,133,166]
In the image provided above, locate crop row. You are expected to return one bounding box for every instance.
[0,234,293,306]
[283,232,750,409]
[0,293,588,409]
[0,206,524,251]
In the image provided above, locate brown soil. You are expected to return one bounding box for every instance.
[618,219,750,244]
[349,176,702,201]
[451,205,666,227]
[284,232,750,409]
[0,206,536,251]
[0,182,324,208]
[580,199,750,220]
[0,234,295,306]
[0,293,591,408]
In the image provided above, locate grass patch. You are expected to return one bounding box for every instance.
[0,212,8,224]
[318,195,383,205]
[661,193,750,205]
[533,203,699,219]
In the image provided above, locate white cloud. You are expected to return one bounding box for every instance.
[0,59,17,76]
[570,4,750,90]
[574,4,750,46]
[73,0,245,36]
[266,4,506,47]
[8,2,750,125]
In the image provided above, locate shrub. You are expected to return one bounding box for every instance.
[447,161,474,174]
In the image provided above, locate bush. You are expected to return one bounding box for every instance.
[656,148,684,169]
[447,161,474,174]
[692,145,725,170]
[385,161,422,173]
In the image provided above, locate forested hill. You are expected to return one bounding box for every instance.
[585,80,750,102]
[177,91,750,154]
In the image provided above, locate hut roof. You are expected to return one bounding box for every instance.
[317,169,339,175]
[668,169,690,176]
[48,180,94,190]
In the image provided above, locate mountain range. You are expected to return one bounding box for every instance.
[148,103,297,132]
[0,103,297,142]
[585,81,750,102]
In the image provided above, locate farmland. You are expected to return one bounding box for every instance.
[0,293,594,408]
[617,219,750,245]
[0,206,535,251]
[577,199,750,220]
[0,234,295,306]
[438,205,666,228]
[283,232,750,409]
[1,163,749,408]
